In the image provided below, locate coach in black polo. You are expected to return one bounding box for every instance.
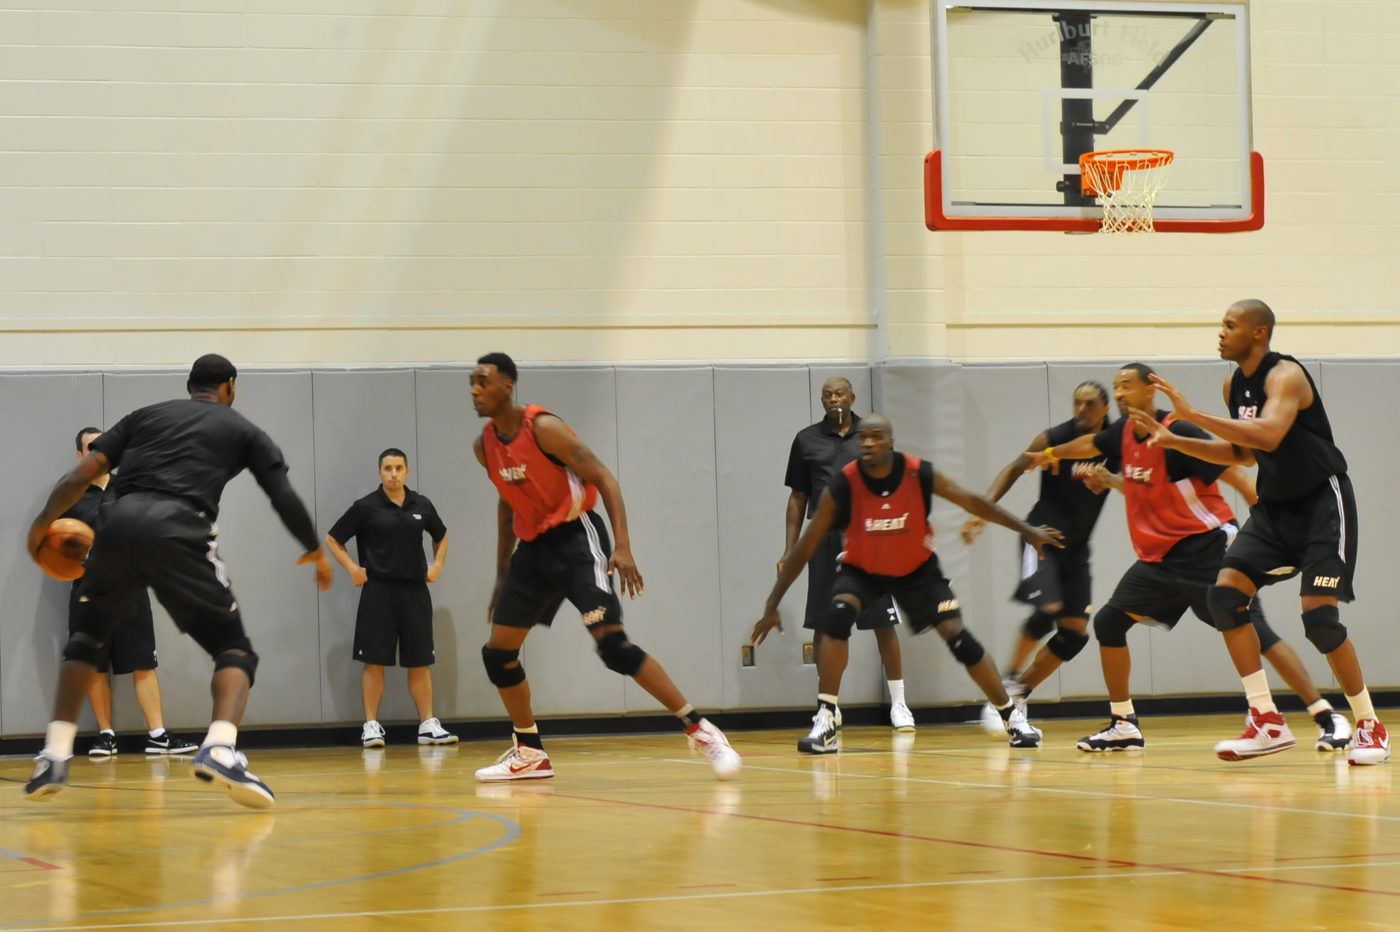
[325,448,455,748]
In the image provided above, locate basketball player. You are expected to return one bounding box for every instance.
[1139,300,1387,765]
[961,382,1113,733]
[24,354,333,806]
[470,352,740,781]
[750,413,1063,752]
[325,448,456,748]
[1028,363,1350,753]
[64,427,197,758]
[782,377,911,731]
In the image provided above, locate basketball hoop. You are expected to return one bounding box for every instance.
[1079,149,1174,234]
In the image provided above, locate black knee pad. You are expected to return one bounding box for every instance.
[1022,610,1056,641]
[945,629,985,667]
[1250,606,1282,653]
[596,629,648,676]
[481,645,526,688]
[1302,605,1348,654]
[1206,584,1253,632]
[1047,627,1090,662]
[61,632,106,667]
[1093,605,1135,648]
[213,646,260,687]
[819,599,859,641]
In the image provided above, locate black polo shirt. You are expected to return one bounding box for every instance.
[62,484,106,529]
[327,487,447,582]
[784,413,862,519]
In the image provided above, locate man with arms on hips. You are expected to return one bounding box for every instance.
[325,448,455,748]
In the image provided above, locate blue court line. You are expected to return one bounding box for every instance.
[0,802,521,929]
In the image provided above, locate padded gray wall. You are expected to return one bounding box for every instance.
[1,358,1393,738]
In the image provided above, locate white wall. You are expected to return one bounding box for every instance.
[2,1,1397,368]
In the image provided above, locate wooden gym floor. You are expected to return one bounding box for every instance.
[2,713,1396,931]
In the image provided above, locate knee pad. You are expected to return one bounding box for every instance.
[1302,605,1348,655]
[213,646,260,687]
[1022,611,1056,641]
[481,645,526,688]
[1249,606,1281,653]
[1093,605,1135,648]
[596,629,648,676]
[61,632,106,667]
[819,599,859,641]
[1046,627,1090,662]
[945,629,985,667]
[1206,585,1253,632]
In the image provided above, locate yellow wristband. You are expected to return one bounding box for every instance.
[1043,446,1059,463]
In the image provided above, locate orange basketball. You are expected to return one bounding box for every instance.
[36,517,94,581]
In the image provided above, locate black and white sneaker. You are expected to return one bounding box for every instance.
[146,731,199,755]
[797,707,839,754]
[189,745,275,809]
[24,754,71,801]
[1007,706,1043,748]
[1077,714,1145,752]
[89,732,118,757]
[1315,710,1353,751]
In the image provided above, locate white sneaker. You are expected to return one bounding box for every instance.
[1215,708,1295,761]
[890,701,916,732]
[1348,719,1391,766]
[1077,715,1145,752]
[475,737,554,782]
[687,719,742,780]
[1007,705,1042,748]
[417,717,458,746]
[1316,711,1353,751]
[979,702,1005,736]
[361,720,386,748]
[798,707,839,754]
[833,705,843,731]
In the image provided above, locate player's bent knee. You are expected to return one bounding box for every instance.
[1206,584,1252,632]
[213,646,260,687]
[61,632,105,667]
[819,600,859,641]
[1093,606,1134,648]
[1047,627,1090,662]
[1251,612,1282,653]
[945,629,985,667]
[1302,605,1347,655]
[481,645,526,688]
[1022,611,1056,641]
[596,630,648,676]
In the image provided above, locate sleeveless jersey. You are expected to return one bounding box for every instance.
[482,405,599,542]
[1229,352,1348,501]
[1028,418,1112,547]
[838,454,934,577]
[1121,413,1234,562]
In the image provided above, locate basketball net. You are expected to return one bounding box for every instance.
[1079,149,1174,234]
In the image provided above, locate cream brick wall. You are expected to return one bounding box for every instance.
[1,1,1396,367]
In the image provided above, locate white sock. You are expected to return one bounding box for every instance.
[45,721,79,759]
[514,723,539,734]
[888,680,906,705]
[1347,688,1377,723]
[1110,699,1135,719]
[149,728,165,738]
[1306,699,1333,717]
[99,728,115,736]
[1242,669,1276,714]
[203,720,237,749]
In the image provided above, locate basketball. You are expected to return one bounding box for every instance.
[36,517,94,581]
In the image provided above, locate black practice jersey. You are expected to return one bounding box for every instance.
[1029,418,1113,547]
[827,453,935,531]
[62,484,106,529]
[328,487,447,581]
[1229,352,1348,501]
[90,398,319,552]
[785,414,862,519]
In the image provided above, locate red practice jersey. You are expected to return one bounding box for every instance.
[482,405,599,542]
[839,455,935,577]
[1120,414,1234,562]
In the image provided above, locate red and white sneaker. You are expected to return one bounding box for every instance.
[474,737,554,782]
[1348,719,1391,766]
[687,719,741,780]
[1215,708,1295,761]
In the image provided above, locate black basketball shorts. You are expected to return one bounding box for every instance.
[68,584,157,675]
[1013,540,1093,618]
[1223,474,1358,602]
[804,528,900,631]
[492,511,624,630]
[830,555,960,636]
[352,578,435,667]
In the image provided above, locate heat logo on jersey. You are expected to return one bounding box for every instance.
[497,464,528,482]
[1123,464,1155,485]
[864,513,910,533]
[1237,405,1258,419]
[1070,461,1102,480]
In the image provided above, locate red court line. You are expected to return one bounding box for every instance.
[20,857,61,871]
[553,792,1400,899]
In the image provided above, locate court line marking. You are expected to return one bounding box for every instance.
[8,860,1400,931]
